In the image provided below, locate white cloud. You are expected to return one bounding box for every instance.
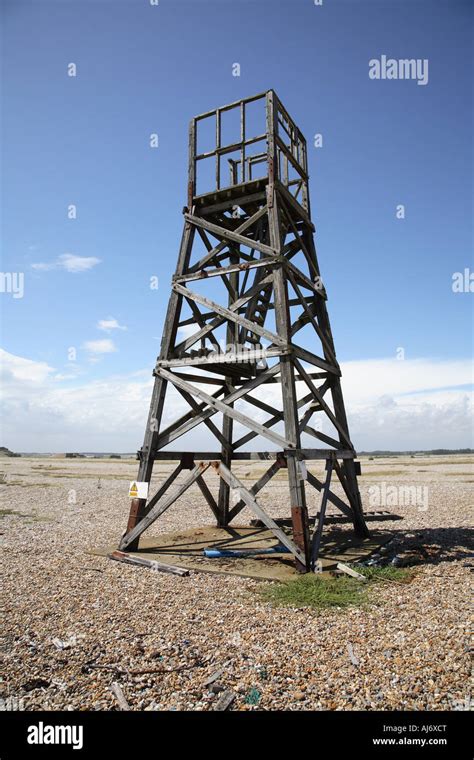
[59,254,101,273]
[53,373,79,381]
[82,339,117,355]
[32,254,101,273]
[177,324,199,340]
[97,317,127,333]
[0,350,187,452]
[0,349,53,384]
[339,357,473,406]
[31,263,54,271]
[0,350,472,452]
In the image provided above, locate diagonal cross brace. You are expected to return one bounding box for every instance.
[187,205,269,273]
[185,213,276,258]
[306,470,352,519]
[214,461,306,566]
[310,458,333,569]
[156,367,293,450]
[174,271,276,355]
[120,463,210,550]
[228,458,283,521]
[172,282,286,349]
[154,364,281,450]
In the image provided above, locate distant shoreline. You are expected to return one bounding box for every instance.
[2,448,473,458]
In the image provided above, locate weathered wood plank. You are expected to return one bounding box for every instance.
[154,365,281,449]
[109,551,190,577]
[306,470,352,518]
[149,449,355,461]
[110,681,130,711]
[157,367,292,449]
[228,458,283,521]
[174,256,277,284]
[215,461,306,565]
[172,282,287,348]
[120,464,210,550]
[310,458,333,568]
[185,213,275,256]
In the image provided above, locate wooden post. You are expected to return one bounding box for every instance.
[217,248,239,526]
[123,218,195,550]
[266,90,310,572]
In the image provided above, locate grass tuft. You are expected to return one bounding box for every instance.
[258,565,415,610]
[258,574,368,610]
[356,565,416,583]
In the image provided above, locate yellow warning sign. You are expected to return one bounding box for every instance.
[128,481,148,499]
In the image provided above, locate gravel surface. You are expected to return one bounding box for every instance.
[1,455,472,711]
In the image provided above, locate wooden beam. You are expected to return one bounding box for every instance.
[214,461,306,565]
[141,463,183,518]
[185,213,276,257]
[188,205,269,273]
[228,458,283,521]
[109,551,189,577]
[120,463,210,550]
[148,449,355,461]
[173,282,287,348]
[196,474,221,521]
[157,367,293,450]
[154,364,282,449]
[174,257,277,284]
[156,347,287,369]
[306,470,352,519]
[310,458,333,569]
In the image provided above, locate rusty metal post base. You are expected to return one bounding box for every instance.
[290,505,311,573]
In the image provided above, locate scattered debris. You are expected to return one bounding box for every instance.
[213,690,235,711]
[51,635,82,650]
[110,681,130,711]
[21,678,50,692]
[109,550,189,576]
[391,549,428,567]
[244,687,261,705]
[203,545,289,558]
[203,669,223,687]
[336,562,367,581]
[347,643,360,667]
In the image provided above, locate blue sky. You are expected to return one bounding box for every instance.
[1,0,472,451]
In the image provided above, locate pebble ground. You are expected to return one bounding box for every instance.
[1,455,471,711]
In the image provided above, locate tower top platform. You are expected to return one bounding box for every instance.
[189,90,309,215]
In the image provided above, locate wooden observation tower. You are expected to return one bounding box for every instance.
[120,90,369,572]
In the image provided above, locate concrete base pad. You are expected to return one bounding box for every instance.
[92,525,393,581]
